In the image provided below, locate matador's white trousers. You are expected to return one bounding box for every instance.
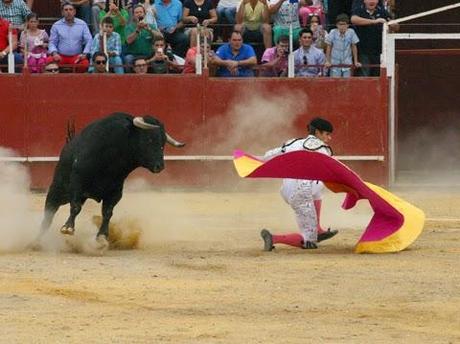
[280,179,324,242]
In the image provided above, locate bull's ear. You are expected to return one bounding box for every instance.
[166,133,186,147]
[133,117,160,130]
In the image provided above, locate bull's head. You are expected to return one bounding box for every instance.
[133,116,185,173]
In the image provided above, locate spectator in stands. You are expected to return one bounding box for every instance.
[19,13,48,73]
[48,2,92,73]
[307,14,327,50]
[260,34,289,77]
[91,0,106,34]
[124,4,161,68]
[182,41,214,74]
[293,28,325,77]
[61,0,92,28]
[211,30,257,77]
[146,36,181,73]
[235,0,272,50]
[43,60,60,73]
[351,0,393,76]
[0,16,23,72]
[140,0,157,26]
[90,51,109,73]
[90,16,124,73]
[0,0,31,30]
[325,13,360,77]
[155,0,189,57]
[132,55,148,73]
[268,0,301,47]
[133,56,149,74]
[98,0,129,45]
[299,0,325,28]
[216,0,239,40]
[183,0,217,47]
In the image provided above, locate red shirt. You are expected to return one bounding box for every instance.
[0,18,18,51]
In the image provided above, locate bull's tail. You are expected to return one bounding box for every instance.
[66,117,75,143]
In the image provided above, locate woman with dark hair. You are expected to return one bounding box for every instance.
[19,13,49,73]
[307,14,327,50]
[98,0,130,45]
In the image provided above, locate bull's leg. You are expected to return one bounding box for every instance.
[41,204,59,234]
[40,183,68,234]
[96,190,122,241]
[61,198,87,235]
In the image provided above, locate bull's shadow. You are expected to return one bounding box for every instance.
[39,112,185,249]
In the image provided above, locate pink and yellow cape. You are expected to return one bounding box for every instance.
[233,150,425,253]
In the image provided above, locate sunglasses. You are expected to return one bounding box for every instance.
[303,55,307,65]
[45,68,59,73]
[95,60,107,65]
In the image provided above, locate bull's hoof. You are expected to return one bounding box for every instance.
[95,235,109,251]
[60,226,75,235]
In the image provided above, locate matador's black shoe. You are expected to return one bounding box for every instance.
[302,241,318,249]
[260,229,274,251]
[317,228,338,243]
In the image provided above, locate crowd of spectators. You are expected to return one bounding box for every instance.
[0,0,396,76]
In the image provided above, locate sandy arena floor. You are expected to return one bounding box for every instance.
[0,185,459,343]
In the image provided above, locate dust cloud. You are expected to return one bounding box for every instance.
[205,87,307,155]
[0,148,40,252]
[398,124,460,184]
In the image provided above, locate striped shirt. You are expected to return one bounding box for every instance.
[90,31,122,57]
[49,18,93,56]
[0,0,31,28]
[325,28,359,65]
[294,45,325,77]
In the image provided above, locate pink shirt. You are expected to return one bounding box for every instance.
[183,46,198,74]
[261,46,288,76]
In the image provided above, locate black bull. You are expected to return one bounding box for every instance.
[40,112,185,245]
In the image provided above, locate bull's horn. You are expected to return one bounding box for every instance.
[166,133,186,147]
[133,117,160,130]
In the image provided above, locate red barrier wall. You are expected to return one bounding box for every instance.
[0,73,388,189]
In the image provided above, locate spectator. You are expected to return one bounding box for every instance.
[293,28,325,77]
[90,51,109,73]
[299,0,326,28]
[235,0,272,50]
[92,0,107,34]
[351,0,393,76]
[0,0,31,29]
[260,34,289,77]
[0,16,23,72]
[43,60,60,73]
[90,16,124,73]
[182,41,214,74]
[20,13,48,73]
[268,0,301,47]
[124,4,161,68]
[307,13,327,50]
[132,55,148,73]
[140,0,157,26]
[216,0,239,40]
[48,2,92,73]
[155,0,189,57]
[61,0,92,28]
[324,13,360,77]
[98,0,129,44]
[146,36,181,73]
[212,30,257,77]
[147,45,168,73]
[182,0,217,47]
